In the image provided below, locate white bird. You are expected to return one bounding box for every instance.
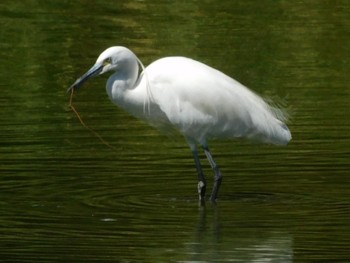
[68,46,291,203]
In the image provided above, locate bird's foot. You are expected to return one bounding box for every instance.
[198,181,206,205]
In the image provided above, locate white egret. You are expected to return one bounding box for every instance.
[68,46,291,203]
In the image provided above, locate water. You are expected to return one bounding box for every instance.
[1,1,350,262]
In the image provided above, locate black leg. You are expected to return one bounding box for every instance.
[189,143,207,204]
[192,148,207,203]
[203,147,222,202]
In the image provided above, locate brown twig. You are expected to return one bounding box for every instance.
[68,89,116,151]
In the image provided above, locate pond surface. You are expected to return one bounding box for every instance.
[1,1,350,262]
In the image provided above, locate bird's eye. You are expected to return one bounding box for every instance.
[103,58,112,66]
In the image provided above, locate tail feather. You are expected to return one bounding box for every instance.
[248,100,292,145]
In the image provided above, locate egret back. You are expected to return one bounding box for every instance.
[144,57,291,145]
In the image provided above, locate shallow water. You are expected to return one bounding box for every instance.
[1,1,350,262]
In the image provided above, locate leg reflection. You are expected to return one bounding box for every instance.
[187,204,221,262]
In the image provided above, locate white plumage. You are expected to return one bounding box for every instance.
[69,46,291,203]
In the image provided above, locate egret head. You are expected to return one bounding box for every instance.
[68,46,140,93]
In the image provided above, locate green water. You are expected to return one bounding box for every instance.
[1,1,350,262]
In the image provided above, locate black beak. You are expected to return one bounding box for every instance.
[67,63,104,93]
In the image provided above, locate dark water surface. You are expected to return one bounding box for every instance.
[1,1,350,262]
